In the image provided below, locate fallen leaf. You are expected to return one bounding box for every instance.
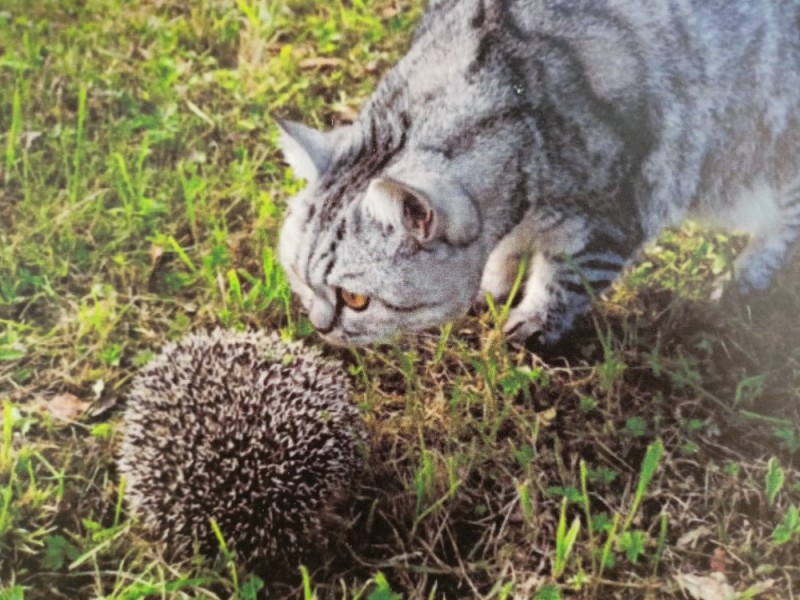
[87,395,118,419]
[23,131,42,150]
[677,525,713,549]
[537,407,557,424]
[710,547,729,574]
[674,573,735,600]
[47,393,91,423]
[299,57,343,70]
[742,579,776,597]
[185,98,215,127]
[333,106,359,123]
[149,244,164,266]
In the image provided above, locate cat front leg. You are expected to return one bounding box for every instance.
[504,225,636,346]
[711,179,800,300]
[477,218,532,307]
[502,251,565,344]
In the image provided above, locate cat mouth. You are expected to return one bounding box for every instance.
[319,325,397,348]
[317,331,351,347]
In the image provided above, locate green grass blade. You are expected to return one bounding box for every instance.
[622,439,664,534]
[4,84,22,185]
[579,460,596,573]
[598,512,621,580]
[300,565,315,600]
[69,84,88,204]
[1,400,12,472]
[210,517,239,593]
[0,486,13,537]
[165,236,197,273]
[766,457,785,506]
[113,477,125,528]
[553,497,581,579]
[652,512,669,575]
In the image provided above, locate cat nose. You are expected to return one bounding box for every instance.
[309,299,336,334]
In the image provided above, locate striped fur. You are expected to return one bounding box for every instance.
[278,0,800,347]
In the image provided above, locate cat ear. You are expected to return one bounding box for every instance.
[363,174,481,246]
[274,118,341,183]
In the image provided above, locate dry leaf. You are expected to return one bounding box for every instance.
[537,407,558,424]
[88,395,118,419]
[299,57,343,70]
[92,379,105,400]
[23,131,42,150]
[674,573,735,600]
[677,525,713,549]
[149,244,164,266]
[709,547,729,574]
[185,98,215,127]
[333,106,359,123]
[742,579,776,597]
[48,393,91,423]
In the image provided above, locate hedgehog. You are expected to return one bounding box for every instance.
[117,328,364,574]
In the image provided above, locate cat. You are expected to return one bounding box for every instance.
[277,0,800,348]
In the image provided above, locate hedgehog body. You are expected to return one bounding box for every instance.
[118,329,363,572]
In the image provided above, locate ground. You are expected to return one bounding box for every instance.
[0,0,799,598]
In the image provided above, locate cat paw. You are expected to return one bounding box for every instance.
[478,256,520,309]
[503,309,547,345]
[710,273,733,301]
[711,273,758,303]
[472,290,509,312]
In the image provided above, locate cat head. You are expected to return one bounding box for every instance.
[276,118,486,346]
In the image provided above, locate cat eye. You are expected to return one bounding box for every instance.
[338,288,370,311]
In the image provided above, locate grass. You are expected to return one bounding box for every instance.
[1,0,799,598]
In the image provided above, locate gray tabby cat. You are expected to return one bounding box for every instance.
[277,0,800,347]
